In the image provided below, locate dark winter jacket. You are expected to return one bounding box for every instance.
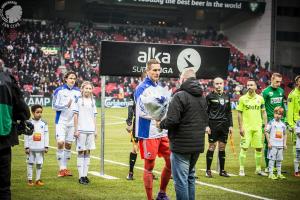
[0,71,30,150]
[160,78,208,153]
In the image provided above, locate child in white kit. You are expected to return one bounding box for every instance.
[294,111,300,176]
[24,104,49,186]
[73,81,97,185]
[265,106,287,180]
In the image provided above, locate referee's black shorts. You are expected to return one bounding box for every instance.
[208,120,230,144]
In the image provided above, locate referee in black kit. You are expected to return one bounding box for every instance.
[205,77,233,178]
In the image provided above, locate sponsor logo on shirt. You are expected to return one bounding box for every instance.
[271,97,283,104]
[245,104,260,110]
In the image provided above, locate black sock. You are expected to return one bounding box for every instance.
[129,152,137,173]
[206,150,214,170]
[219,151,226,171]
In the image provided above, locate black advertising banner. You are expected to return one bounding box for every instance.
[100,41,229,79]
[106,0,266,14]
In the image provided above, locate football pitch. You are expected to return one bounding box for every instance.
[11,108,300,200]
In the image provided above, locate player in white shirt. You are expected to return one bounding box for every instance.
[73,81,97,185]
[24,104,49,186]
[265,106,287,180]
[52,71,81,177]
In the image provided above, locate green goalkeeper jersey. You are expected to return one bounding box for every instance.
[262,86,285,121]
[287,88,300,128]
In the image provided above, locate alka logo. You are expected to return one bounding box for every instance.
[0,1,22,28]
[137,47,171,64]
[177,48,201,73]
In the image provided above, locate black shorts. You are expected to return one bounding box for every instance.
[208,121,229,144]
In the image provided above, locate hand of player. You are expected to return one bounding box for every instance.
[74,131,80,138]
[287,124,293,133]
[229,126,233,136]
[67,99,72,108]
[44,147,48,153]
[126,125,132,133]
[94,133,98,140]
[25,148,30,155]
[268,143,272,148]
[264,125,268,133]
[239,127,244,137]
[205,126,211,135]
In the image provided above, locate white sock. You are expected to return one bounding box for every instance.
[27,163,33,180]
[36,164,42,181]
[269,160,275,176]
[77,154,84,178]
[56,149,65,170]
[83,154,90,177]
[294,159,299,173]
[276,161,282,175]
[64,149,71,169]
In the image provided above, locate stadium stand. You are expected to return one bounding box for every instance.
[0,19,293,99]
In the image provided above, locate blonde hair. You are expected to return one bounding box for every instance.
[271,73,282,80]
[80,81,94,107]
[274,106,284,115]
[146,59,160,71]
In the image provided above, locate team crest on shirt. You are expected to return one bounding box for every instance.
[40,125,43,128]
[269,92,273,97]
[219,98,225,105]
[257,99,260,104]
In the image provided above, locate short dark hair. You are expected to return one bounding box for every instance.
[247,79,257,85]
[31,104,43,113]
[64,71,77,81]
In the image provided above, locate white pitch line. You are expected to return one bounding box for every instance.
[18,140,273,200]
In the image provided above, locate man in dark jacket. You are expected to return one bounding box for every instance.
[0,59,30,200]
[157,68,209,200]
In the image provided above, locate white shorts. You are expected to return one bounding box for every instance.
[56,124,75,143]
[268,147,283,161]
[76,133,96,151]
[296,149,300,160]
[27,151,44,165]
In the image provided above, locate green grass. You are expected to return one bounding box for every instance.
[11,108,300,200]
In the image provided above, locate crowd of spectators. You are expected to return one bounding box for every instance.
[0,19,292,101]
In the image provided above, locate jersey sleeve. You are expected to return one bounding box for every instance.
[282,123,287,135]
[72,98,79,114]
[287,92,295,127]
[52,90,68,111]
[24,134,29,149]
[236,97,244,112]
[93,99,97,115]
[266,121,272,133]
[260,96,265,110]
[44,123,49,148]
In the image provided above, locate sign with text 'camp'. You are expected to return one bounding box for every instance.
[100,41,229,79]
